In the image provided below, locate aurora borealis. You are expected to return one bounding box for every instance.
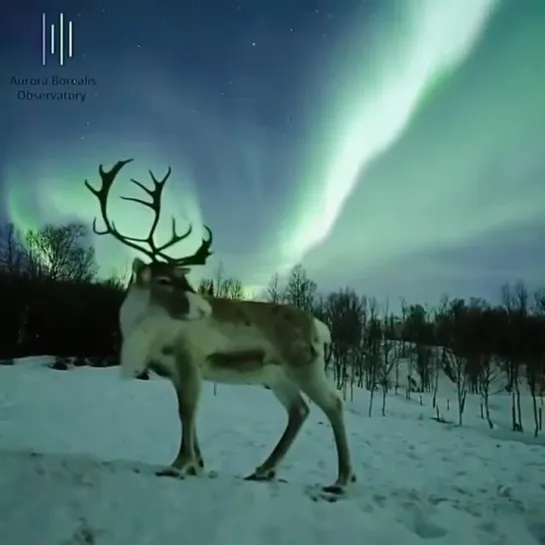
[2,0,544,303]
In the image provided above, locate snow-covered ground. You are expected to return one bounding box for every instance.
[0,358,544,545]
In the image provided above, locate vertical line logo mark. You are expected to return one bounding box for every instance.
[41,13,74,66]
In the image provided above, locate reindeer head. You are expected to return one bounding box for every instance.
[85,159,213,324]
[130,257,211,320]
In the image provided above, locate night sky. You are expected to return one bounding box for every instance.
[2,0,544,304]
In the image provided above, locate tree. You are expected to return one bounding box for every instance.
[198,263,245,299]
[0,223,27,274]
[400,301,416,398]
[198,278,214,296]
[447,299,501,430]
[265,272,284,303]
[380,310,401,416]
[535,288,545,315]
[524,310,545,437]
[473,305,502,429]
[284,264,316,312]
[323,288,365,397]
[500,282,527,432]
[365,298,382,417]
[25,222,97,281]
[431,294,451,409]
[404,303,434,392]
[447,299,470,426]
[223,277,245,299]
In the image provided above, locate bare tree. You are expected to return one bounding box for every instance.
[25,223,97,281]
[524,312,545,437]
[284,264,316,312]
[0,223,28,274]
[211,262,229,297]
[200,263,245,299]
[213,262,225,291]
[450,354,468,426]
[365,298,382,417]
[265,272,284,303]
[323,288,365,398]
[392,313,403,395]
[534,289,545,412]
[447,299,470,426]
[404,303,433,392]
[400,300,414,398]
[501,282,526,432]
[536,288,545,315]
[380,310,401,416]
[222,277,245,299]
[472,306,501,430]
[479,359,498,429]
[433,294,458,407]
[198,278,214,296]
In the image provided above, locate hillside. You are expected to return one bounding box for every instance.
[0,359,544,545]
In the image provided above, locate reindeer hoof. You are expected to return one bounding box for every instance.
[156,466,186,478]
[244,468,276,482]
[322,474,356,493]
[323,483,344,494]
[320,474,356,497]
[156,460,202,478]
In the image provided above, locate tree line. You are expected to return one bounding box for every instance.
[0,222,124,361]
[1,221,543,436]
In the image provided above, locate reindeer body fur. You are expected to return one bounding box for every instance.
[120,290,331,388]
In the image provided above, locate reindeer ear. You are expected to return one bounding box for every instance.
[131,257,146,275]
[172,266,191,278]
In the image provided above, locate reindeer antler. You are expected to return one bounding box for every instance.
[168,225,213,266]
[84,159,213,265]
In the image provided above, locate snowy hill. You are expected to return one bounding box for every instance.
[0,360,544,545]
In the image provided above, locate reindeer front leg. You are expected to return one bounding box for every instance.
[157,367,203,478]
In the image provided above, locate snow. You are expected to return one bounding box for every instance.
[0,359,544,545]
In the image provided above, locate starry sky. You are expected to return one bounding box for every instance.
[1,0,544,305]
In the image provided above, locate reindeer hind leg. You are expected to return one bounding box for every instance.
[293,364,355,493]
[246,378,309,481]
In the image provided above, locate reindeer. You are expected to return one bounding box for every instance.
[85,159,356,496]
